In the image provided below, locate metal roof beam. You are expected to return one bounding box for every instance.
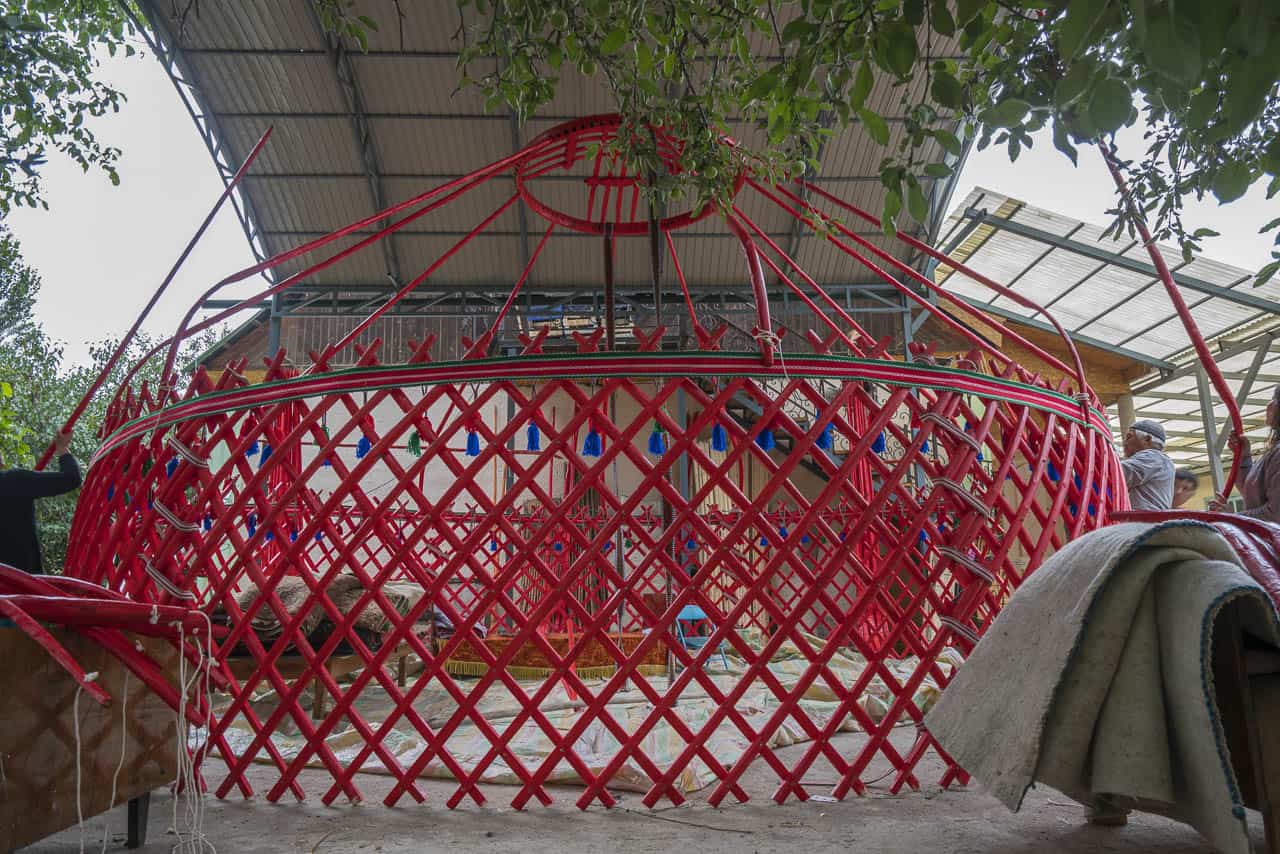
[255,228,887,240]
[306,2,402,288]
[1130,328,1280,394]
[216,110,919,124]
[955,296,1177,371]
[963,207,1280,316]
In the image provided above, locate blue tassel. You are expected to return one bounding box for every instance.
[977,449,985,462]
[553,541,563,552]
[147,498,154,510]
[603,541,613,553]
[264,530,275,542]
[465,429,480,457]
[323,454,332,467]
[779,524,788,539]
[107,485,115,500]
[1073,473,1083,490]
[1068,501,1078,516]
[801,534,810,544]
[259,443,273,467]
[685,538,697,551]
[759,535,769,547]
[871,431,886,454]
[526,422,541,452]
[247,513,257,537]
[490,540,499,552]
[245,440,260,457]
[647,422,666,456]
[289,528,298,543]
[582,426,602,457]
[964,421,973,432]
[356,435,372,459]
[816,422,834,451]
[202,513,212,532]
[315,531,324,542]
[919,530,928,544]
[711,422,728,452]
[165,458,179,478]
[755,428,775,451]
[920,437,930,454]
[1048,461,1061,482]
[1087,503,1097,517]
[838,531,847,542]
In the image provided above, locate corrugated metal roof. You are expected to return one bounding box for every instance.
[134,0,961,307]
[936,187,1280,476]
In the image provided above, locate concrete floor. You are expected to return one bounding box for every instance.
[29,730,1260,853]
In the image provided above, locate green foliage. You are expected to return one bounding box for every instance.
[0,0,135,215]
[438,0,1280,284]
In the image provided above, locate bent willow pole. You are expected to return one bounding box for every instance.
[35,127,273,471]
[1098,144,1246,499]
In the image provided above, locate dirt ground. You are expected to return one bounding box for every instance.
[29,730,1260,853]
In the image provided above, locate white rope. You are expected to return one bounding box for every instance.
[170,613,216,853]
[75,683,85,854]
[101,671,129,854]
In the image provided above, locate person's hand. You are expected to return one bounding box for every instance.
[1207,496,1228,512]
[52,429,72,456]
[1228,432,1252,457]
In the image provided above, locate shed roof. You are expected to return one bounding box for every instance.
[935,188,1280,473]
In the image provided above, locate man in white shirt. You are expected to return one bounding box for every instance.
[1120,419,1175,511]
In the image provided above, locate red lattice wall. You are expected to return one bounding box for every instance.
[65,115,1127,808]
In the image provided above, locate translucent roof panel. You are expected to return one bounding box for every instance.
[938,188,1280,481]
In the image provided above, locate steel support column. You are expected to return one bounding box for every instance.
[1196,366,1224,492]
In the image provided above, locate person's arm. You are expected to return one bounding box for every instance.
[1240,452,1280,521]
[0,431,81,499]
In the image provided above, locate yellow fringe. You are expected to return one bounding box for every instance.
[443,659,667,681]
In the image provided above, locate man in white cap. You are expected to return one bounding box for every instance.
[1120,419,1175,511]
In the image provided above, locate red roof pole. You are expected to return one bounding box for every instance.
[34,128,272,470]
[1098,143,1246,501]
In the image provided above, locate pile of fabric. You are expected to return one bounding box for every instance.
[926,520,1280,854]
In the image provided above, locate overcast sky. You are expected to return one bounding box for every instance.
[5,47,1277,366]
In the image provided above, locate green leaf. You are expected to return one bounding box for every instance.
[1087,77,1132,132]
[904,0,925,26]
[877,22,918,78]
[1057,0,1109,61]
[924,162,953,178]
[1144,12,1202,86]
[600,28,628,55]
[930,0,956,36]
[782,18,815,43]
[882,188,902,235]
[954,0,984,27]
[1052,121,1079,166]
[1222,56,1276,137]
[0,382,11,398]
[931,71,963,109]
[907,181,930,222]
[1263,138,1280,176]
[932,129,963,156]
[745,70,780,103]
[1255,260,1280,288]
[859,108,890,145]
[980,98,1030,129]
[1211,161,1252,203]
[1054,61,1094,107]
[1260,216,1280,233]
[851,62,874,109]
[1185,88,1218,129]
